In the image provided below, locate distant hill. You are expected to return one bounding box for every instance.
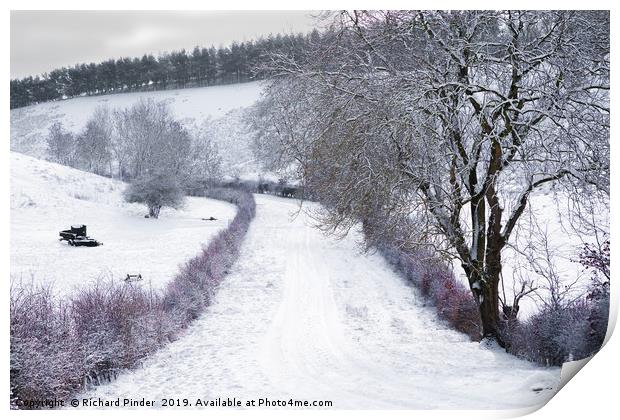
[10,81,266,180]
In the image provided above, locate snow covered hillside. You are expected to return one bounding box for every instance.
[10,82,264,179]
[80,194,560,410]
[10,152,236,295]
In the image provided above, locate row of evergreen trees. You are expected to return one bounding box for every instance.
[10,31,317,109]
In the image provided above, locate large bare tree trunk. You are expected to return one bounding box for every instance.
[464,263,504,346]
[478,272,503,345]
[463,265,502,345]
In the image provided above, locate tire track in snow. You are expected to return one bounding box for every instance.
[79,194,560,409]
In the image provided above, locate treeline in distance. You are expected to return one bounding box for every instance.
[10,31,318,109]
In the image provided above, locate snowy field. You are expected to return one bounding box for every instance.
[10,82,264,179]
[10,152,236,295]
[79,194,560,410]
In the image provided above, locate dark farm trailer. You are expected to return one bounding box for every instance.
[59,224,102,247]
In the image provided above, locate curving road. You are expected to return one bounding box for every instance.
[80,194,560,409]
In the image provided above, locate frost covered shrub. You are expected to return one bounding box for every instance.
[71,281,175,382]
[504,282,610,366]
[11,188,255,408]
[10,280,173,406]
[586,282,610,351]
[381,242,609,365]
[503,241,610,366]
[10,283,84,403]
[505,304,586,365]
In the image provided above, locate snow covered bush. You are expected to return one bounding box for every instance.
[503,241,610,365]
[503,299,603,366]
[10,188,255,408]
[375,222,610,365]
[9,279,170,407]
[123,172,185,218]
[10,281,84,404]
[71,281,176,381]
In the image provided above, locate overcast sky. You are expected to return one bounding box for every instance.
[11,11,319,79]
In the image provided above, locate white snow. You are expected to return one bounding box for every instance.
[10,152,236,295]
[79,195,560,410]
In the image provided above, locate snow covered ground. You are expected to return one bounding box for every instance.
[10,152,236,295]
[10,82,265,179]
[79,194,560,410]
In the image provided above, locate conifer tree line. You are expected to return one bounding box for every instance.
[10,31,318,109]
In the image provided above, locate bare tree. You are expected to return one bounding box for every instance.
[76,106,113,176]
[185,121,223,189]
[110,111,130,181]
[114,99,192,181]
[252,11,609,345]
[46,122,76,167]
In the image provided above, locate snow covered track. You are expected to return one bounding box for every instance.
[82,194,560,410]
